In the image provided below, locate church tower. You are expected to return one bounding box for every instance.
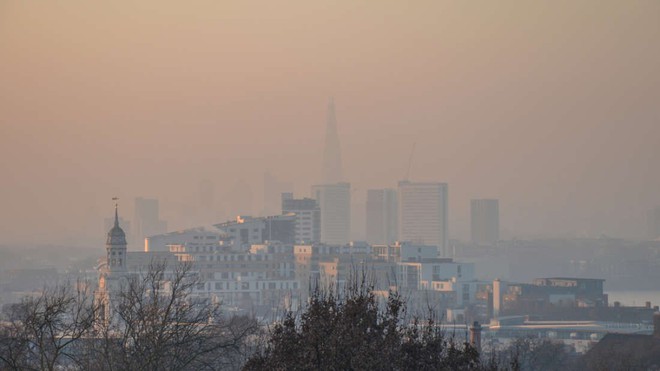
[97,199,128,323]
[106,200,127,272]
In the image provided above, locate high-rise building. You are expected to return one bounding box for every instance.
[397,181,448,256]
[311,183,351,245]
[282,193,321,244]
[134,197,167,247]
[322,98,343,184]
[366,189,398,245]
[263,172,293,216]
[471,199,500,246]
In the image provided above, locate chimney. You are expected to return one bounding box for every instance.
[469,321,482,352]
[654,312,660,339]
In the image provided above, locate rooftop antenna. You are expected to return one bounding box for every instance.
[404,142,416,181]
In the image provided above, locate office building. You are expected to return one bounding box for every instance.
[146,214,296,252]
[263,172,293,216]
[471,199,500,246]
[366,189,398,245]
[311,183,351,245]
[134,197,167,247]
[398,181,448,256]
[282,193,321,243]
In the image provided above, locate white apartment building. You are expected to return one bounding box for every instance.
[398,181,448,256]
[311,182,351,245]
[366,189,398,245]
[281,193,321,244]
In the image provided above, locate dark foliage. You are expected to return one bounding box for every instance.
[244,277,480,371]
[483,337,578,371]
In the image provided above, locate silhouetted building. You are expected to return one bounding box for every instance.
[583,312,660,370]
[322,98,343,184]
[500,277,607,317]
[215,215,296,248]
[398,181,448,256]
[471,199,499,246]
[282,193,320,243]
[134,197,167,247]
[263,172,293,216]
[106,205,127,272]
[104,216,131,242]
[312,182,351,245]
[366,189,398,245]
[97,203,129,321]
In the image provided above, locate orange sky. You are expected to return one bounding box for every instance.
[1,1,659,246]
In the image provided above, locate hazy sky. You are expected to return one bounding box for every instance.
[1,1,659,246]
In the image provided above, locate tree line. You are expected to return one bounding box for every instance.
[1,264,579,371]
[0,262,258,370]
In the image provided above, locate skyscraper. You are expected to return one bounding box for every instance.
[397,181,448,256]
[311,182,351,245]
[263,172,293,216]
[281,193,321,243]
[322,98,343,184]
[471,199,500,246]
[366,189,398,245]
[134,197,167,248]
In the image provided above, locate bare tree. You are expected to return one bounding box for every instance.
[0,281,98,371]
[1,262,258,371]
[86,261,258,371]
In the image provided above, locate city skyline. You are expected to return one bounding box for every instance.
[2,1,660,246]
[2,2,660,368]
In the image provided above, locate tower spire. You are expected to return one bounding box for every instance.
[112,197,119,227]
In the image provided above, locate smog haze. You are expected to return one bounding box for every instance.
[1,0,659,246]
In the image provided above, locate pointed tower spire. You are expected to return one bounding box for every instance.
[113,197,120,228]
[106,197,127,271]
[322,97,343,184]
